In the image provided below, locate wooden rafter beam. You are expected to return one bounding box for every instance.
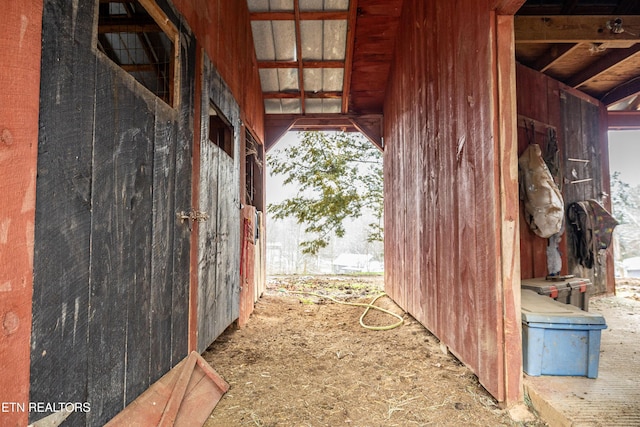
[257,60,344,69]
[531,43,579,72]
[515,15,640,43]
[263,91,343,99]
[349,116,383,151]
[250,11,349,21]
[607,111,640,129]
[293,0,305,114]
[266,113,381,125]
[566,43,640,88]
[624,95,640,111]
[98,20,161,33]
[341,0,357,113]
[601,76,640,106]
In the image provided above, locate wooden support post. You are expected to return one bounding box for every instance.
[495,12,523,405]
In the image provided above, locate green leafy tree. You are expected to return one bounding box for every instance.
[268,131,383,255]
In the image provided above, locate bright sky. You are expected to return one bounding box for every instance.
[265,132,298,205]
[609,130,640,187]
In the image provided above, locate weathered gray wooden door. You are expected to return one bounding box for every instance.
[31,1,194,424]
[561,90,609,294]
[197,58,241,352]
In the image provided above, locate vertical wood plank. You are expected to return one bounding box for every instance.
[1,2,42,424]
[197,96,220,352]
[496,13,523,405]
[170,10,194,370]
[30,1,96,424]
[150,106,178,383]
[599,105,616,294]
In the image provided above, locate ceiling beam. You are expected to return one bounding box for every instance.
[601,76,640,106]
[624,95,640,111]
[98,21,161,33]
[607,111,640,129]
[349,116,383,151]
[293,0,305,114]
[566,43,640,88]
[264,116,297,152]
[531,43,579,72]
[263,91,343,99]
[257,60,344,69]
[341,0,358,113]
[515,15,640,43]
[250,11,348,21]
[264,114,369,151]
[266,113,382,128]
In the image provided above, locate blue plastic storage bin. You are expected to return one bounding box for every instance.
[521,290,607,378]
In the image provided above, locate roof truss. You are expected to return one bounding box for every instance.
[515,12,640,109]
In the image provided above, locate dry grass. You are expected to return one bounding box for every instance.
[203,276,547,427]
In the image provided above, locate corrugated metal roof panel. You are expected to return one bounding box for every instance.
[248,0,294,12]
[265,98,301,114]
[300,20,346,61]
[299,0,349,11]
[273,21,297,61]
[300,20,323,60]
[323,20,347,59]
[305,98,341,113]
[252,21,296,61]
[303,68,344,92]
[259,68,299,92]
[251,21,276,60]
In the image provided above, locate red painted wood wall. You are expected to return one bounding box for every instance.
[383,0,521,404]
[516,64,615,294]
[516,64,566,279]
[172,0,265,143]
[0,2,42,424]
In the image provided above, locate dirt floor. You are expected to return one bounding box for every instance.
[203,275,548,427]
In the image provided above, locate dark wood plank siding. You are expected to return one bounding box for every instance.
[384,0,519,402]
[88,64,155,421]
[30,1,97,424]
[197,57,241,352]
[32,1,194,424]
[561,91,610,294]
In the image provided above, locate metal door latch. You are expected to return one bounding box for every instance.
[177,209,209,228]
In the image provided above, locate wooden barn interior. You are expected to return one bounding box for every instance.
[2,0,640,425]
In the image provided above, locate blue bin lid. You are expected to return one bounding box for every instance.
[521,290,606,326]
